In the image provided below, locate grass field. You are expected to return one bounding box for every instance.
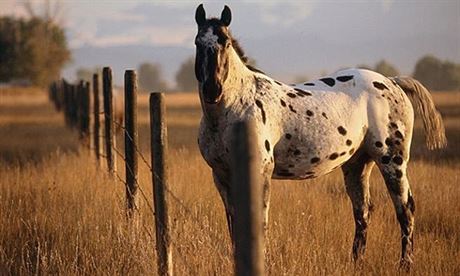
[0,87,459,275]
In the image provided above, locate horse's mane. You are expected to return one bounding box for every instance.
[207,18,264,74]
[230,36,265,74]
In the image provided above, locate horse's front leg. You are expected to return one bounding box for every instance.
[212,171,235,242]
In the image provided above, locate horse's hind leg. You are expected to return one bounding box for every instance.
[376,159,415,269]
[341,152,375,262]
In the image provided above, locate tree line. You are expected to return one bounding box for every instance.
[79,55,460,93]
[0,16,70,87]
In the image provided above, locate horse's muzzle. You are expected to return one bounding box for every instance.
[202,80,223,104]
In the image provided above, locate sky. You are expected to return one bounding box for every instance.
[1,0,459,85]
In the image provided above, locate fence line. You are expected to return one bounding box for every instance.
[49,67,241,274]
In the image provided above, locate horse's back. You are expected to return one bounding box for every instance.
[272,68,414,179]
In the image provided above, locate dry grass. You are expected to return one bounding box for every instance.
[0,87,459,275]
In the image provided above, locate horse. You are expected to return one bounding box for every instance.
[194,4,446,268]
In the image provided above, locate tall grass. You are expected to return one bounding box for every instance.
[0,88,459,275]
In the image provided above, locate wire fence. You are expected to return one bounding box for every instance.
[49,77,231,274]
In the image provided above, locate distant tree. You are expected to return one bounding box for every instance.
[175,57,197,92]
[374,60,400,77]
[0,16,70,86]
[137,62,168,92]
[413,55,460,91]
[292,75,309,84]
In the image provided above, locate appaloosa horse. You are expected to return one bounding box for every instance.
[194,4,446,267]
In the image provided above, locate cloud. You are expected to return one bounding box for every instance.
[256,2,317,27]
[70,25,195,48]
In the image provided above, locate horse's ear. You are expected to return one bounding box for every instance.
[221,5,232,26]
[195,4,206,26]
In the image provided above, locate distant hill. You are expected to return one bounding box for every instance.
[63,32,459,86]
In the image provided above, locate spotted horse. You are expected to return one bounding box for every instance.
[194,4,447,268]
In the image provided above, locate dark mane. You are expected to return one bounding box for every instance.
[230,36,265,74]
[206,18,264,74]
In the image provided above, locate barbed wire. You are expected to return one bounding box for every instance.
[107,109,231,258]
[50,84,231,270]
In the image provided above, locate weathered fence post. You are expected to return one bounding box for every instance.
[103,67,117,174]
[231,120,265,276]
[92,73,102,163]
[79,81,90,146]
[150,93,173,276]
[71,83,77,129]
[124,70,139,217]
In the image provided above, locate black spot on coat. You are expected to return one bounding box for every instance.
[336,75,354,82]
[306,110,314,117]
[311,157,320,164]
[329,153,339,160]
[321,112,328,119]
[346,139,352,146]
[255,100,267,124]
[385,138,393,146]
[294,88,312,96]
[304,82,315,86]
[265,140,270,152]
[280,99,287,107]
[395,169,403,178]
[287,93,296,98]
[393,156,403,165]
[319,77,335,87]
[375,141,383,148]
[289,105,297,113]
[373,81,389,90]
[254,76,272,90]
[395,130,404,140]
[381,155,391,164]
[285,133,292,139]
[337,126,347,135]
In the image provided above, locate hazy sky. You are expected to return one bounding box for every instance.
[1,0,459,83]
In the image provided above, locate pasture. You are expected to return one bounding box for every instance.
[0,87,459,275]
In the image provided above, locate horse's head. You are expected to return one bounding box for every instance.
[194,4,232,104]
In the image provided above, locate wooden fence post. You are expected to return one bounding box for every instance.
[92,73,102,163]
[231,120,265,276]
[79,81,90,146]
[150,92,173,276]
[71,84,78,129]
[103,67,116,174]
[124,70,139,217]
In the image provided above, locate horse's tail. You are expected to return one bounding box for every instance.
[391,76,447,150]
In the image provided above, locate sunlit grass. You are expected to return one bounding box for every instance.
[0,87,459,275]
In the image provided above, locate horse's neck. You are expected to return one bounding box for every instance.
[221,48,256,106]
[201,47,256,128]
